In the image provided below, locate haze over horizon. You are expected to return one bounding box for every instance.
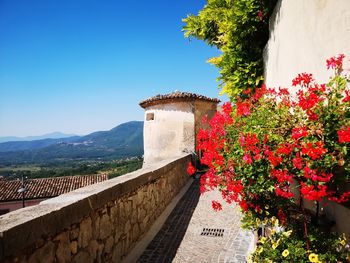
[0,0,224,137]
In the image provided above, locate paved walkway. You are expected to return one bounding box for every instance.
[138,178,255,263]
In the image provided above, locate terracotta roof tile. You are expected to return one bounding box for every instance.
[139,91,220,108]
[0,174,108,202]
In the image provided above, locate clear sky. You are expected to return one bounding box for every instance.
[0,0,224,137]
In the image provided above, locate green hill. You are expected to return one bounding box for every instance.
[0,121,143,165]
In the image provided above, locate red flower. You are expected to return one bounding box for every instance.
[306,110,318,121]
[222,102,232,116]
[292,127,308,140]
[212,200,222,211]
[276,143,294,156]
[253,84,267,101]
[297,90,321,110]
[326,54,345,70]
[187,162,196,175]
[292,73,314,87]
[275,185,294,199]
[301,142,326,160]
[278,87,290,96]
[239,134,245,147]
[243,154,253,165]
[329,191,350,203]
[338,127,350,143]
[300,183,327,201]
[343,90,350,102]
[236,101,251,116]
[292,154,303,169]
[267,153,283,167]
[271,169,293,183]
[257,10,263,20]
[239,200,249,211]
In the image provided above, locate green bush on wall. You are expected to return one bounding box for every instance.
[183,0,278,99]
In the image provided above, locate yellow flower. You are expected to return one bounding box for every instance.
[309,253,319,262]
[260,237,267,244]
[262,218,268,225]
[340,239,346,246]
[256,246,263,254]
[272,242,279,250]
[256,218,261,225]
[282,230,293,238]
[282,249,289,257]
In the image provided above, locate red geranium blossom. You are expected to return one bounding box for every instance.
[292,127,308,140]
[292,73,314,87]
[326,54,345,69]
[236,101,251,116]
[343,90,350,102]
[187,162,196,175]
[338,127,350,143]
[212,200,222,211]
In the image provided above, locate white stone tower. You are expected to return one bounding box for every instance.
[139,91,220,165]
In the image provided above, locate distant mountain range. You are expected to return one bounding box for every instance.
[0,121,144,164]
[0,132,78,143]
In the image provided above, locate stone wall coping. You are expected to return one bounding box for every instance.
[0,154,190,260]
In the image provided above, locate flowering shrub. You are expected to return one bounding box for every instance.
[249,228,350,262]
[189,55,350,261]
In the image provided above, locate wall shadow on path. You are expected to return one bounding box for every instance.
[137,177,200,263]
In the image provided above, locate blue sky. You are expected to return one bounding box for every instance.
[0,0,223,137]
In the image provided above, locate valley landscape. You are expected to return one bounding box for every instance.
[0,121,144,180]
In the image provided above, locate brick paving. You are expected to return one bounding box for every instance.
[138,178,255,263]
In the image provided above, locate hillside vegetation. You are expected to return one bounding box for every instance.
[0,121,144,165]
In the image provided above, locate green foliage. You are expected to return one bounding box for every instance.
[0,158,143,180]
[249,228,350,262]
[183,0,277,99]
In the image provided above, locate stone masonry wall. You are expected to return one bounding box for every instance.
[0,155,191,263]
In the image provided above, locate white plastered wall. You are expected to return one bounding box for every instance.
[143,102,195,164]
[264,0,350,92]
[264,0,350,240]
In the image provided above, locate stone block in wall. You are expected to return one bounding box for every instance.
[104,236,114,255]
[88,240,99,261]
[137,207,146,222]
[78,217,92,248]
[110,205,118,224]
[70,241,78,255]
[70,225,80,241]
[132,224,140,242]
[28,241,55,263]
[99,214,112,240]
[54,232,70,263]
[92,215,100,240]
[112,245,119,263]
[72,250,91,263]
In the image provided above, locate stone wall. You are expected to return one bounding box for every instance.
[0,155,191,263]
